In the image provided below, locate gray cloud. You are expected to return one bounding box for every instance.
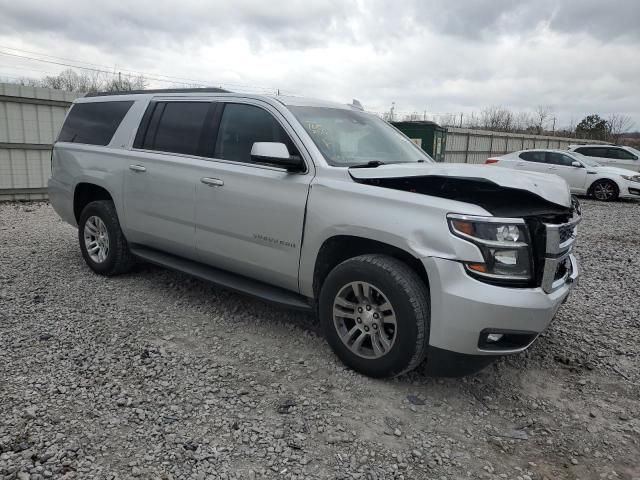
[0,0,355,51]
[391,0,640,42]
[0,0,638,126]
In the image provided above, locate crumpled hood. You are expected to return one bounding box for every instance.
[349,163,572,208]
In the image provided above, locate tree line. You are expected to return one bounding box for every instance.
[394,106,636,143]
[7,69,637,143]
[10,68,148,94]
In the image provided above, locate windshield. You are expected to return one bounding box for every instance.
[288,106,434,166]
[571,152,601,167]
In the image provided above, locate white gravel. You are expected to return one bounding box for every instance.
[1,199,639,480]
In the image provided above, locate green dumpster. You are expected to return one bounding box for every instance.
[391,121,447,162]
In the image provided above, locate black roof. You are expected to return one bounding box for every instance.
[85,87,230,97]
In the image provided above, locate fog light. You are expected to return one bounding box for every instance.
[486,333,504,342]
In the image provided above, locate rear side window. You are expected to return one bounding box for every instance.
[58,101,133,146]
[139,102,212,156]
[519,151,546,163]
[576,147,607,157]
[547,152,575,166]
[214,103,297,164]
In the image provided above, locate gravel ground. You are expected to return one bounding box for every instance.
[1,199,639,480]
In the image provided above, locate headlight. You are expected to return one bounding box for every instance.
[621,175,640,183]
[447,214,533,284]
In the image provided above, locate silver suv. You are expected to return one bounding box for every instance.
[49,89,580,377]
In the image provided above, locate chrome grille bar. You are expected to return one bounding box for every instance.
[541,213,581,293]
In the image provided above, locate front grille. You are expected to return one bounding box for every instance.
[526,211,579,292]
[554,256,570,281]
[558,224,575,244]
[539,214,580,292]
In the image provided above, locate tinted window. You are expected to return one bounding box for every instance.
[214,103,297,164]
[577,147,607,158]
[608,148,637,160]
[547,152,576,166]
[519,151,547,163]
[58,101,133,146]
[144,102,211,156]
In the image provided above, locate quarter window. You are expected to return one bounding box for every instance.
[58,101,133,146]
[214,103,297,164]
[519,151,547,163]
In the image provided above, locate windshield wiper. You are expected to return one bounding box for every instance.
[348,160,386,169]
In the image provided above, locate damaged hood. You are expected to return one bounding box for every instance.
[349,162,572,208]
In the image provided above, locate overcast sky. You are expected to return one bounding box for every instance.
[0,0,638,128]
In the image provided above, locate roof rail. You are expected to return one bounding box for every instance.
[85,87,230,97]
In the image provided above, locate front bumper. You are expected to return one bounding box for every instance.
[424,254,578,356]
[621,185,640,198]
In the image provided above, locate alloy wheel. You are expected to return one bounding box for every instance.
[332,281,397,359]
[593,182,615,201]
[83,216,110,263]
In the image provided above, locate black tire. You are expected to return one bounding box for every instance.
[78,200,135,276]
[319,254,430,378]
[590,179,619,202]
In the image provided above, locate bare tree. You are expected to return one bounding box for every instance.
[8,68,148,94]
[533,105,553,135]
[480,106,514,132]
[514,111,534,132]
[437,113,459,127]
[607,114,635,143]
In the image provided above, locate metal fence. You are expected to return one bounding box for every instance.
[0,83,81,201]
[444,127,608,164]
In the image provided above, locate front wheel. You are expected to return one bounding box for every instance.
[591,179,619,201]
[319,254,430,378]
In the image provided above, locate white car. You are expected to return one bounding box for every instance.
[486,149,640,201]
[568,144,640,172]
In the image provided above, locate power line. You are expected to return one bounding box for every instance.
[0,46,286,94]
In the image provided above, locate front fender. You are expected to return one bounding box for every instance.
[298,177,490,297]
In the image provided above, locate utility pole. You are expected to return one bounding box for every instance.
[390,102,395,122]
[459,112,463,128]
[423,109,427,121]
[552,116,556,136]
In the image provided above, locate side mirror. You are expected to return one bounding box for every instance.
[250,142,304,172]
[571,161,582,168]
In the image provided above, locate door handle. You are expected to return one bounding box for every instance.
[201,177,224,187]
[548,166,557,170]
[516,162,524,166]
[129,164,146,172]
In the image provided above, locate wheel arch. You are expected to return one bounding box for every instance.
[311,235,429,300]
[587,176,621,198]
[73,182,114,222]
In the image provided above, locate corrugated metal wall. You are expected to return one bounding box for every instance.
[444,127,607,164]
[0,83,82,201]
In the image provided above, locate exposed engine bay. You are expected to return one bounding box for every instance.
[353,175,574,220]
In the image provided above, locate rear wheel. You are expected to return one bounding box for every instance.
[319,254,430,378]
[591,179,619,201]
[78,200,134,276]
